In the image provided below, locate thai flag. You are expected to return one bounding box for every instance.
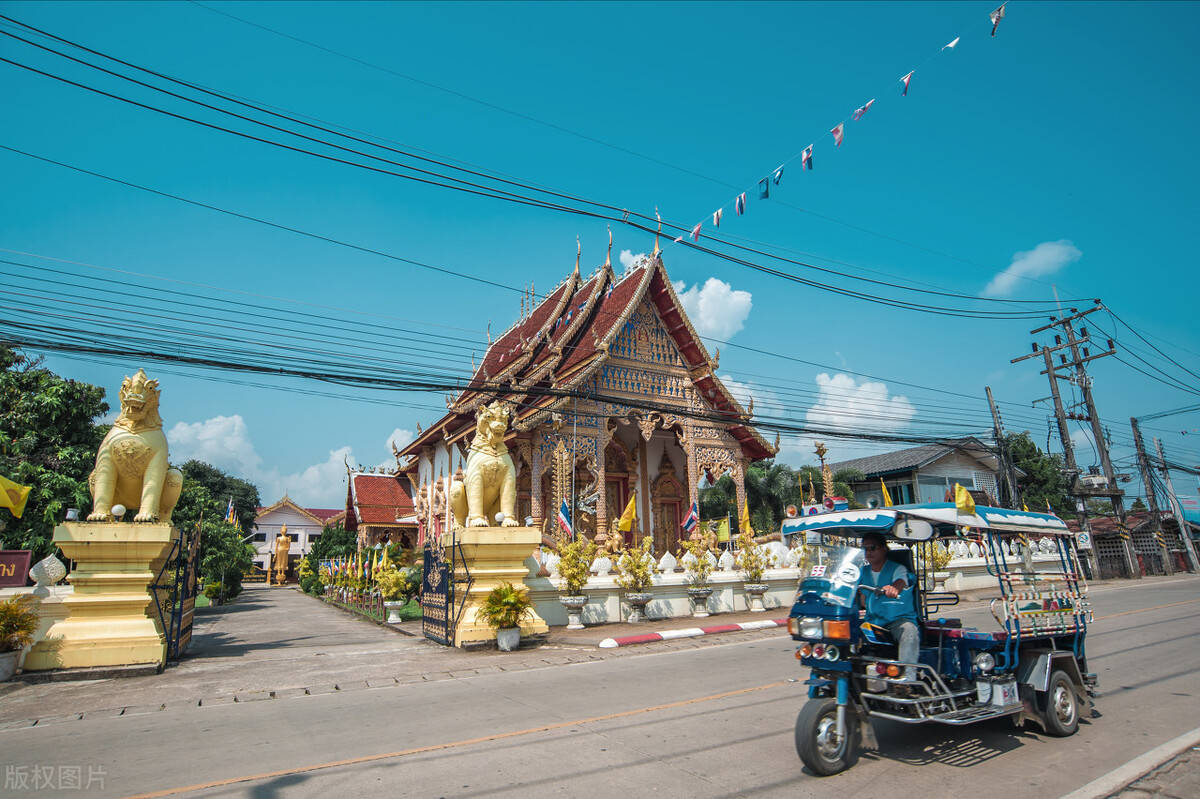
[681,501,699,533]
[691,222,702,241]
[557,499,573,536]
[801,145,813,170]
[852,99,875,120]
[735,192,746,215]
[831,123,844,147]
[900,71,914,96]
[712,208,722,227]
[225,498,236,525]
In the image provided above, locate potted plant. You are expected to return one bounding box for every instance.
[615,537,658,622]
[681,538,715,618]
[378,565,420,623]
[555,538,596,630]
[0,594,39,681]
[478,581,534,651]
[735,530,770,612]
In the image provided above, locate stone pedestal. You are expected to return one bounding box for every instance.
[448,526,549,648]
[23,522,177,671]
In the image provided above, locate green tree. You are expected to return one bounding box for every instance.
[179,460,260,534]
[300,522,357,593]
[200,518,254,602]
[1005,431,1072,517]
[0,347,109,558]
[1130,497,1148,513]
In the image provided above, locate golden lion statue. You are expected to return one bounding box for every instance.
[87,369,183,523]
[450,402,519,528]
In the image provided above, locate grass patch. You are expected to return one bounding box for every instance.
[396,598,422,621]
[195,594,211,609]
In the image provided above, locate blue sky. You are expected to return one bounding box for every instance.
[2,1,1198,509]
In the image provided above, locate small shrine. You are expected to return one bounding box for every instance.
[397,250,777,553]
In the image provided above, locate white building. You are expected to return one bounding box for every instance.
[252,496,344,579]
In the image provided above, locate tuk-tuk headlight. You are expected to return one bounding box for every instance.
[799,617,823,638]
[973,652,996,674]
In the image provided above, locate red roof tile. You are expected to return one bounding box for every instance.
[306,508,343,522]
[351,473,415,525]
[557,264,653,377]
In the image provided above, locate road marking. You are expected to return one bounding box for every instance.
[1059,724,1200,799]
[119,680,788,798]
[1093,597,1200,621]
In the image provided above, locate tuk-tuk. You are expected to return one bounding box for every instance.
[784,502,1096,776]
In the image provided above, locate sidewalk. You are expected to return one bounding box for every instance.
[0,584,792,729]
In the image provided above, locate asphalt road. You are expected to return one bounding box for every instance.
[2,576,1197,798]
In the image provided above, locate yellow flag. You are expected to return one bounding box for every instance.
[0,474,31,519]
[380,545,391,571]
[1022,502,1029,512]
[739,501,752,534]
[954,483,976,516]
[880,479,893,508]
[617,492,637,532]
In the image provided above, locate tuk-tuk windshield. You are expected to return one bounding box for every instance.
[797,538,867,609]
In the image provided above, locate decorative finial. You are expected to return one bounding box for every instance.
[574,236,581,275]
[486,321,492,345]
[604,225,612,269]
[652,208,662,258]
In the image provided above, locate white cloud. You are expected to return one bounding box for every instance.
[619,249,645,270]
[984,240,1081,297]
[774,374,918,465]
[167,415,408,508]
[168,415,262,476]
[672,278,753,339]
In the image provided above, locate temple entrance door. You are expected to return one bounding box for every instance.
[653,499,681,555]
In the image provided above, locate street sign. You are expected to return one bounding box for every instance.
[1075,531,1093,551]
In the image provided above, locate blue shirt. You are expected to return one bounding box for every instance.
[858,559,917,626]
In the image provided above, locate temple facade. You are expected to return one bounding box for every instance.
[397,252,776,554]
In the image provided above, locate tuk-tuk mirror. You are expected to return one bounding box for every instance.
[893,518,934,541]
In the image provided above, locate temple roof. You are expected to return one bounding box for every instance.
[399,255,776,461]
[346,471,416,528]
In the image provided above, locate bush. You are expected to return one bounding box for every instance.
[681,538,714,587]
[735,530,767,583]
[378,565,420,603]
[0,594,39,652]
[615,537,657,592]
[555,538,596,595]
[203,583,224,601]
[478,582,533,630]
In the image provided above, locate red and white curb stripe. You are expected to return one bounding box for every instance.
[598,619,787,648]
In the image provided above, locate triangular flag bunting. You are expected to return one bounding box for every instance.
[900,71,914,96]
[943,36,960,50]
[801,145,813,170]
[758,178,769,199]
[712,208,723,227]
[735,192,746,215]
[852,99,875,120]
[830,123,844,147]
[690,222,702,241]
[772,165,784,185]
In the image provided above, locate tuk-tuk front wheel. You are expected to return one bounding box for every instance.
[1041,670,1080,737]
[795,698,860,776]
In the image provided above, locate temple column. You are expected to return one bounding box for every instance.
[638,435,652,544]
[530,442,544,534]
[734,458,748,534]
[596,423,614,536]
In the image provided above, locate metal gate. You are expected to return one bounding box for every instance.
[422,531,473,646]
[149,525,202,661]
[1093,533,1130,579]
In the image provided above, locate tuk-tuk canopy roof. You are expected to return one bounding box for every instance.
[780,502,1070,540]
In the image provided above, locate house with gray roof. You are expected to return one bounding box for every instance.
[829,437,1017,508]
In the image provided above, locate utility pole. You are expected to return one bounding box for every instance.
[1130,418,1173,574]
[985,386,1020,508]
[1011,300,1135,579]
[1153,438,1200,572]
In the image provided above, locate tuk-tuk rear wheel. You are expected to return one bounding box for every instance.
[795,698,860,776]
[1041,670,1080,737]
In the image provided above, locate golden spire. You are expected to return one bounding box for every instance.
[652,208,662,258]
[574,236,581,275]
[604,224,612,269]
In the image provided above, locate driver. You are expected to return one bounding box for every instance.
[858,531,919,681]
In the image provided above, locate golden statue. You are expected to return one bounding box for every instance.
[87,369,183,523]
[449,402,519,528]
[269,525,291,585]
